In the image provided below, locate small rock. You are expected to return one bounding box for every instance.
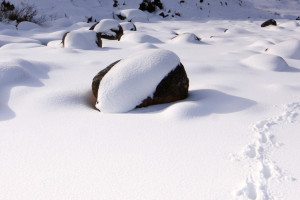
[261,19,277,27]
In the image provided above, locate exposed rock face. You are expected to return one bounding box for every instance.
[261,19,277,27]
[92,60,120,99]
[89,19,123,41]
[92,59,189,111]
[136,63,189,108]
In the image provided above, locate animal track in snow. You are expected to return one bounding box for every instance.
[231,101,300,200]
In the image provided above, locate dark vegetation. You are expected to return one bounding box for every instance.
[139,0,163,13]
[0,0,45,24]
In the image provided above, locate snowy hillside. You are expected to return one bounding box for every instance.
[6,0,300,21]
[1,0,300,200]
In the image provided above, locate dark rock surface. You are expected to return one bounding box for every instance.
[261,19,277,27]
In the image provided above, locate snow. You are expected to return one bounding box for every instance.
[93,19,120,33]
[243,53,294,72]
[1,0,300,200]
[63,30,100,50]
[116,9,148,22]
[17,21,40,30]
[267,39,300,59]
[96,49,180,113]
[120,22,136,31]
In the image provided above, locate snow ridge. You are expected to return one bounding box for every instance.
[231,101,300,200]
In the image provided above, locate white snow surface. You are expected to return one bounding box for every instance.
[1,0,300,200]
[63,30,100,50]
[96,49,180,113]
[117,9,148,22]
[93,19,120,33]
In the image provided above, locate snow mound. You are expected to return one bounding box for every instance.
[63,30,101,50]
[267,39,300,59]
[93,19,120,34]
[17,21,40,30]
[170,33,201,44]
[96,49,180,113]
[243,53,292,72]
[120,22,136,31]
[114,9,148,22]
[0,59,48,86]
[121,32,162,43]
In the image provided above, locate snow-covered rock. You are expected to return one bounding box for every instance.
[243,53,292,72]
[120,22,137,31]
[114,9,148,22]
[92,49,189,113]
[62,30,102,50]
[267,39,300,60]
[170,33,201,44]
[90,19,123,40]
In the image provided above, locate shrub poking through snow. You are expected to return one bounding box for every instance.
[139,0,163,13]
[0,0,45,24]
[62,30,102,49]
[92,49,189,113]
[89,19,123,41]
[261,19,277,27]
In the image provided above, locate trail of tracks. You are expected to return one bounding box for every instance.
[231,102,300,200]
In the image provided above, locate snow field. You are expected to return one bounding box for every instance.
[0,1,300,199]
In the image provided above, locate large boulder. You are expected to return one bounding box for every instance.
[92,49,189,113]
[261,19,277,27]
[62,30,102,49]
[89,19,123,41]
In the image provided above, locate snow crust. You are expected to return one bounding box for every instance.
[96,49,180,113]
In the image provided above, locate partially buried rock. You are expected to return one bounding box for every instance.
[261,19,277,27]
[62,30,102,49]
[89,19,123,41]
[92,49,189,113]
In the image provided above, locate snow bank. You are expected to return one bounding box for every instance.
[17,21,40,30]
[243,53,292,72]
[121,32,162,43]
[267,39,300,59]
[63,30,100,50]
[96,49,180,113]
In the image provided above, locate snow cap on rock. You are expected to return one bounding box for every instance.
[96,49,181,113]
